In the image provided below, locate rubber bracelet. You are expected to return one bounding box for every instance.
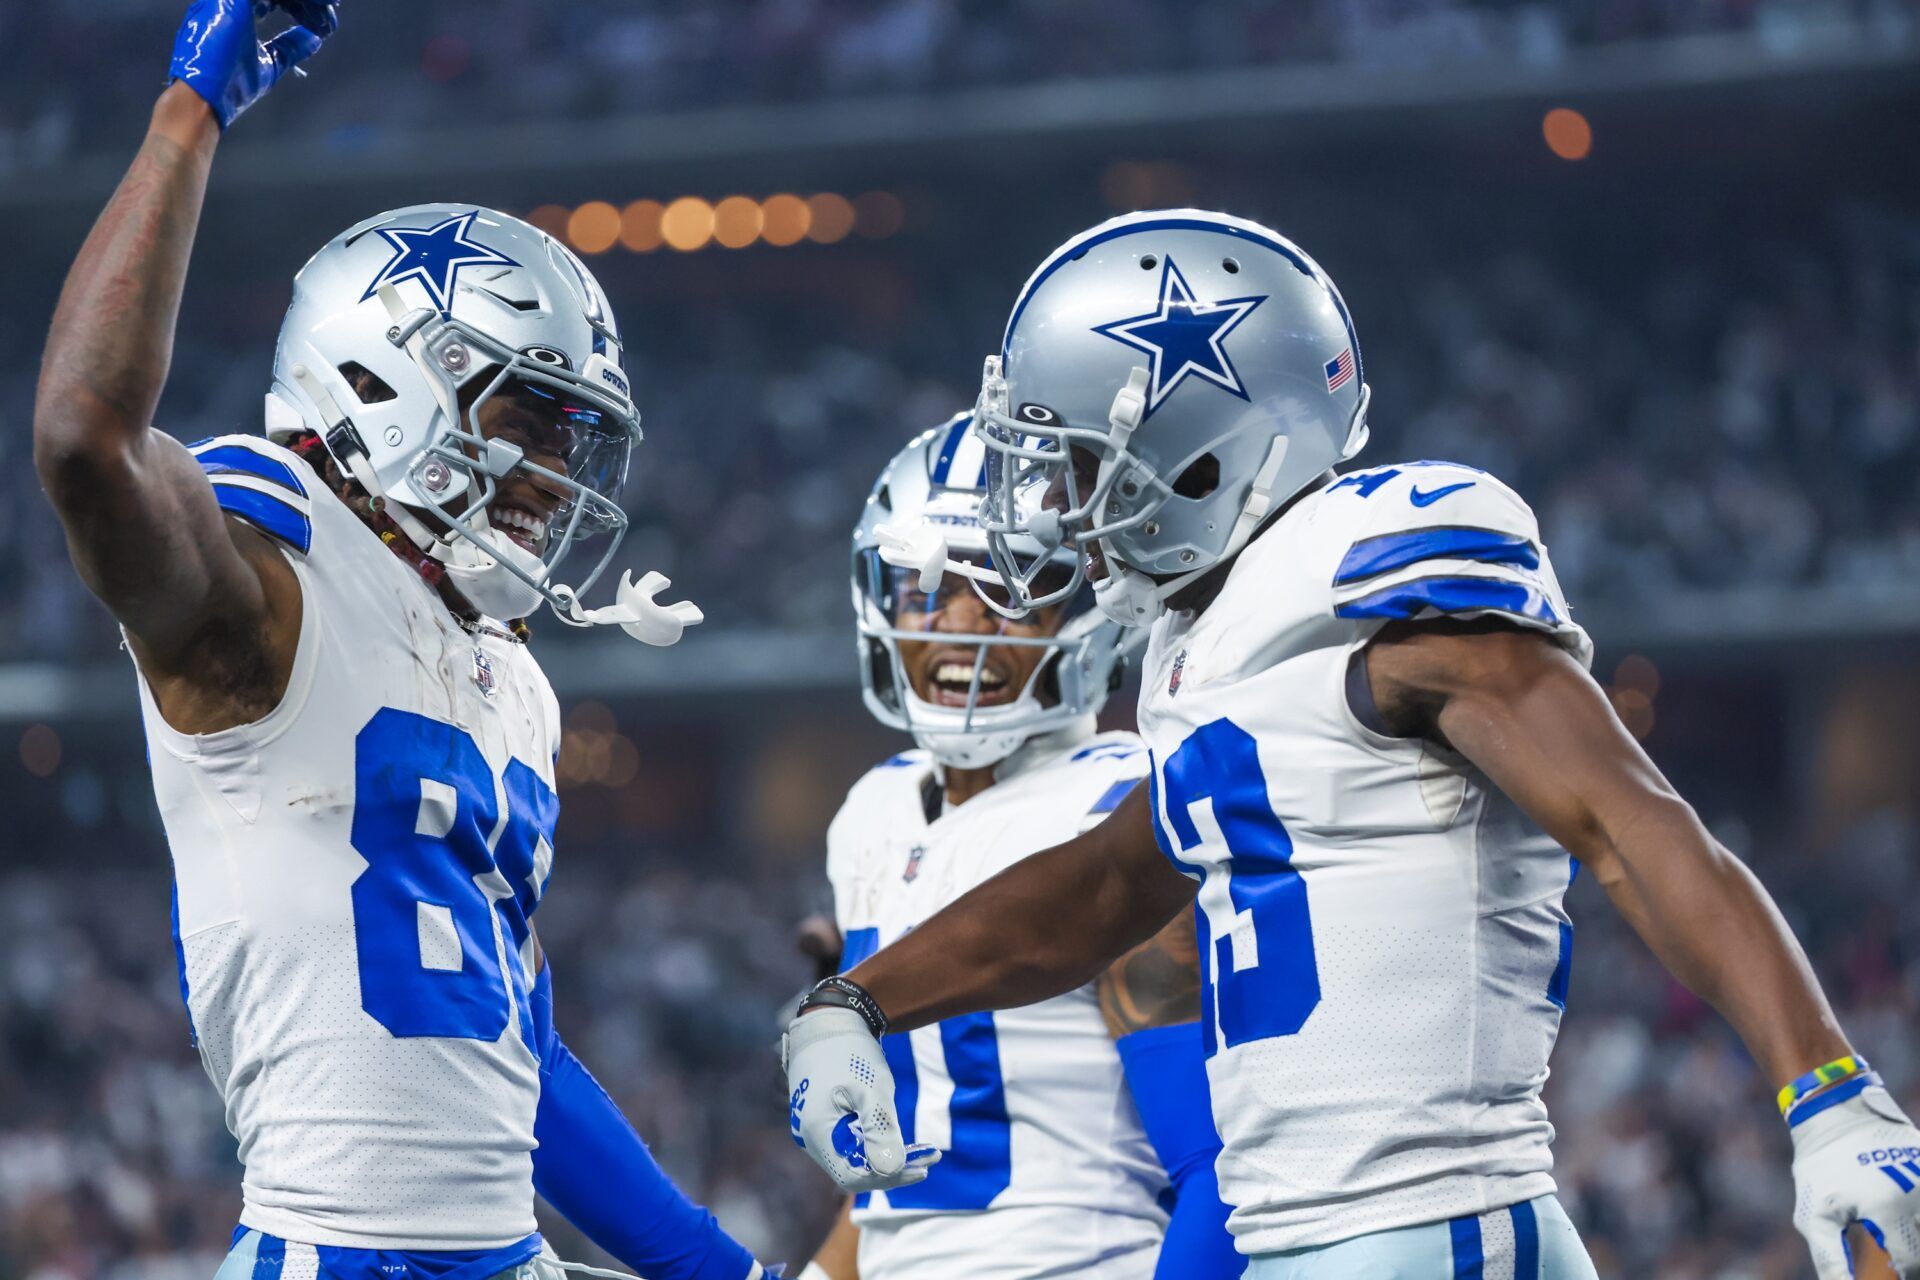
[799,975,889,1040]
[1777,1054,1869,1116]
[1786,1072,1881,1130]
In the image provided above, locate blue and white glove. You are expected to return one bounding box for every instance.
[1790,1080,1920,1277]
[170,0,337,129]
[782,1007,939,1194]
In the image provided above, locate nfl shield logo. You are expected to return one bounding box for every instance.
[902,844,927,883]
[471,647,497,698]
[1168,649,1187,696]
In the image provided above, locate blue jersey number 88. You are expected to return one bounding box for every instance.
[349,708,555,1044]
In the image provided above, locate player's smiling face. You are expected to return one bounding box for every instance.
[468,379,597,555]
[892,561,1068,709]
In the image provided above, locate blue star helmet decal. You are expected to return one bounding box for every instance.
[1092,257,1267,417]
[361,210,519,313]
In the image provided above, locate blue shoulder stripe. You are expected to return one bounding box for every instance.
[1334,526,1538,586]
[1087,778,1141,816]
[212,484,313,554]
[193,443,307,496]
[1334,575,1559,626]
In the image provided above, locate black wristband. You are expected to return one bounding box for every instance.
[799,975,889,1039]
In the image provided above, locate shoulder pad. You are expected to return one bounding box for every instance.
[844,749,934,804]
[1065,733,1149,831]
[1322,462,1589,658]
[190,434,315,555]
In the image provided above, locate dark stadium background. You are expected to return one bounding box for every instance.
[3,3,1918,1276]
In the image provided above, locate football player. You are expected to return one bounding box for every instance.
[783,211,1920,1279]
[34,5,761,1278]
[793,420,1238,1279]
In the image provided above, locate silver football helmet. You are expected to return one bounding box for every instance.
[265,203,691,636]
[972,209,1371,626]
[854,415,1131,770]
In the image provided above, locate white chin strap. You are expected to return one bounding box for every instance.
[907,694,1032,770]
[1092,567,1161,626]
[436,527,548,620]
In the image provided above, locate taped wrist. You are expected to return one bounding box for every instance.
[799,975,888,1039]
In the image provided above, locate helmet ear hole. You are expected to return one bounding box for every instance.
[338,362,397,405]
[1171,453,1220,499]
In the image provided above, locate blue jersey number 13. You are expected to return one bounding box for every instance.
[1154,717,1321,1053]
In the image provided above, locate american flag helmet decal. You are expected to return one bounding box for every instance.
[1325,347,1355,392]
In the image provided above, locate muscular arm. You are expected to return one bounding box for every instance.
[846,785,1198,1033]
[1096,904,1202,1039]
[1367,620,1850,1088]
[33,84,295,721]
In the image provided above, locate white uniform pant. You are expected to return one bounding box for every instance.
[213,1229,596,1280]
[1242,1194,1597,1280]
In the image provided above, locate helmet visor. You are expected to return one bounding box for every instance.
[479,377,633,532]
[859,547,1083,627]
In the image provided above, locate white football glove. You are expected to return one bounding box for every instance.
[782,1007,939,1194]
[1791,1082,1920,1277]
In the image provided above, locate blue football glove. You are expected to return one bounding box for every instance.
[169,0,337,129]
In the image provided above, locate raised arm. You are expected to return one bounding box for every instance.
[783,786,1197,1193]
[1367,620,1920,1278]
[34,5,329,723]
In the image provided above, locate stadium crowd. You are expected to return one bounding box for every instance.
[1,775,1914,1277]
[3,192,1917,662]
[4,0,1913,172]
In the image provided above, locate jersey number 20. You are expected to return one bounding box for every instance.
[350,708,556,1043]
[1155,717,1322,1053]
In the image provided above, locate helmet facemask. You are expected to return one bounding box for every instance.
[976,359,1179,624]
[317,288,642,623]
[855,543,1114,770]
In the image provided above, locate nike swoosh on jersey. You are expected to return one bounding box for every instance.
[1409,481,1476,506]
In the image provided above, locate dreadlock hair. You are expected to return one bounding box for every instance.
[282,431,532,642]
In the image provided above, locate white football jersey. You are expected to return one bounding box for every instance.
[134,435,559,1249]
[1136,461,1591,1256]
[828,722,1170,1280]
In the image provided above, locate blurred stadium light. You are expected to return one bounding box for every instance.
[4,3,1920,1274]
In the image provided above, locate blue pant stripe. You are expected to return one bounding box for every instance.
[251,1232,286,1278]
[1448,1213,1484,1279]
[1510,1199,1541,1279]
